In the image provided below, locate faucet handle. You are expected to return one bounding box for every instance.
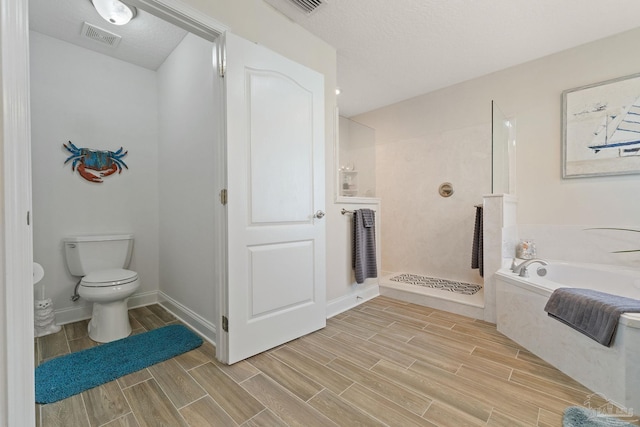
[510,258,518,272]
[517,259,548,277]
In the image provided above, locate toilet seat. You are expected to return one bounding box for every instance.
[81,268,138,287]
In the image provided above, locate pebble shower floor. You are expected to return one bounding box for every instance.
[390,273,482,295]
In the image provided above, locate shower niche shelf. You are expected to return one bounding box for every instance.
[340,170,358,197]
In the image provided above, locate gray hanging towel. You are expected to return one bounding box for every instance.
[352,209,377,284]
[471,205,483,277]
[361,209,374,228]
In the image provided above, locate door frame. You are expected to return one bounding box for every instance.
[0,0,227,423]
[1,0,34,424]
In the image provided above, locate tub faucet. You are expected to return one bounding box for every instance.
[512,259,548,277]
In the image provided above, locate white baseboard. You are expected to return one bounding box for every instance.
[54,304,92,326]
[157,291,216,344]
[54,290,159,326]
[326,282,380,318]
[128,291,161,309]
[52,290,216,345]
[55,285,378,341]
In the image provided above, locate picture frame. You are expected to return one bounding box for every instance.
[562,72,640,178]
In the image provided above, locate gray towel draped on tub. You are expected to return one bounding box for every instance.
[352,209,377,284]
[471,205,483,277]
[544,287,640,346]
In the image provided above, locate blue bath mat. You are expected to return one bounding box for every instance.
[563,406,636,426]
[35,324,203,404]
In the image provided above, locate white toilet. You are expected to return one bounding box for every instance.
[64,234,140,343]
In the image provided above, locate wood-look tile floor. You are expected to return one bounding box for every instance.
[34,296,636,427]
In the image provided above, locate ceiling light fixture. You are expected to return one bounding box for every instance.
[91,0,137,26]
[335,88,341,95]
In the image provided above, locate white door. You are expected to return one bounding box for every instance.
[218,32,326,364]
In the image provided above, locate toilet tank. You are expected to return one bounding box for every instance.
[64,234,134,276]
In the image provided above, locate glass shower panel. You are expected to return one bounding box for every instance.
[338,116,376,198]
[491,101,516,194]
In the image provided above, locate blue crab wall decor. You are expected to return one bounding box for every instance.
[63,141,128,183]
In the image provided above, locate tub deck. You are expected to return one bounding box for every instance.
[496,265,640,415]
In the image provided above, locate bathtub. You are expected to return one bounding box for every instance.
[495,261,640,413]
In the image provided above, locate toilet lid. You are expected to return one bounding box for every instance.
[81,268,138,287]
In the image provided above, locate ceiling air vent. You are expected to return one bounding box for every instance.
[288,0,324,15]
[81,22,122,48]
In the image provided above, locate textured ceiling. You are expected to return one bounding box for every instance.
[264,0,640,117]
[29,0,187,71]
[29,0,640,116]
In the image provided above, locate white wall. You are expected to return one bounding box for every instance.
[325,198,381,314]
[30,32,160,321]
[356,101,490,284]
[332,117,381,313]
[356,27,640,283]
[157,33,220,334]
[487,27,640,227]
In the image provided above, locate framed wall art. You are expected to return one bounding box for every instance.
[562,72,640,178]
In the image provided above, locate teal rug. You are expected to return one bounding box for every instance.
[35,324,203,404]
[563,406,637,427]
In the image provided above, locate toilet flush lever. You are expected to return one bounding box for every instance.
[313,210,325,219]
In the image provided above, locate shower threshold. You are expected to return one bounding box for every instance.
[379,272,485,320]
[389,273,482,295]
